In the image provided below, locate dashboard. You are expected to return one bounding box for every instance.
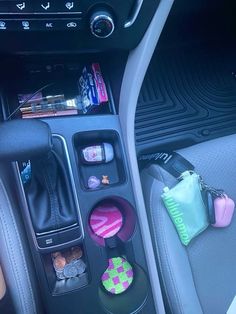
[0,0,160,53]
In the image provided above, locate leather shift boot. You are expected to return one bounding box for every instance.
[25,150,77,234]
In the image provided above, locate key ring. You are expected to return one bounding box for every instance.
[199,176,225,198]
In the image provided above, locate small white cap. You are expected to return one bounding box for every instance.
[104,143,114,163]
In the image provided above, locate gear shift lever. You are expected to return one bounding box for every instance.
[0,120,52,161]
[0,119,78,237]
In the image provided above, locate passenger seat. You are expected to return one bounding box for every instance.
[141,134,236,314]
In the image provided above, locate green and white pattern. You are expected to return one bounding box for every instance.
[101,257,134,294]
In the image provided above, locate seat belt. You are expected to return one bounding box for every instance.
[138,152,196,309]
[138,150,236,228]
[138,151,194,178]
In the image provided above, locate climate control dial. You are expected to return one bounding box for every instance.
[90,11,115,38]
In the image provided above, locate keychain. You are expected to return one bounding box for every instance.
[199,176,235,228]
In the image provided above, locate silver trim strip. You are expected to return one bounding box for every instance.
[36,223,78,236]
[124,0,143,28]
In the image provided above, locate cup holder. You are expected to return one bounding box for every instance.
[88,197,149,313]
[88,197,136,247]
[99,260,149,314]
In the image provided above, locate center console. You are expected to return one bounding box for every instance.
[0,0,170,312]
[0,56,156,314]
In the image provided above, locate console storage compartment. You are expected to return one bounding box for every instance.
[4,53,156,313]
[74,130,126,190]
[13,114,156,313]
[0,55,116,121]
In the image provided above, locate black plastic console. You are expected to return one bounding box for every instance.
[13,115,156,314]
[0,58,156,313]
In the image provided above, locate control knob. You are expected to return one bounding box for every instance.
[90,11,115,38]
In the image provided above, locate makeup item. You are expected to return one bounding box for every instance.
[101,257,134,295]
[22,109,78,119]
[78,65,99,114]
[90,203,123,239]
[81,143,114,164]
[91,63,108,103]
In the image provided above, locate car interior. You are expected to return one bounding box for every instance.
[0,0,236,313]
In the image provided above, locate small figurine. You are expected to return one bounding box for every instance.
[102,175,110,185]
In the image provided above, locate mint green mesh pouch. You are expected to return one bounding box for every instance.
[161,171,209,246]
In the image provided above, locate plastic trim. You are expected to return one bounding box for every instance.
[124,0,143,28]
[35,223,78,236]
[119,0,175,313]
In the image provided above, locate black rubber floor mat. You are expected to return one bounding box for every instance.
[135,42,236,153]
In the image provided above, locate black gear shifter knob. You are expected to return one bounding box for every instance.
[0,119,53,161]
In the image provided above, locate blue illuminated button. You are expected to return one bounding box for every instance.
[0,21,7,30]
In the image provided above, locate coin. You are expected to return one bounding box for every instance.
[53,256,66,270]
[52,251,62,258]
[71,247,83,259]
[63,263,78,278]
[72,259,86,275]
[64,251,74,264]
[56,269,66,280]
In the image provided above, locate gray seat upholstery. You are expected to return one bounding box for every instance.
[141,134,236,314]
[0,164,42,314]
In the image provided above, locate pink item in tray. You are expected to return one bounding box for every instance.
[92,63,108,103]
[212,195,235,227]
[89,203,123,239]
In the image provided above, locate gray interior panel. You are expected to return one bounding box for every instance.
[119,0,175,312]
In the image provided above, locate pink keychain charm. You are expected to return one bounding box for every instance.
[212,195,235,228]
